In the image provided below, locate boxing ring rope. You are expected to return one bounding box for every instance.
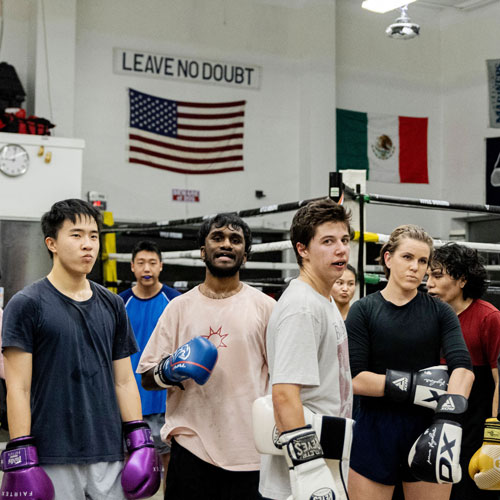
[358,193,500,215]
[107,231,500,285]
[344,187,500,296]
[101,197,327,234]
[100,173,349,291]
[108,232,500,264]
[356,233,500,254]
[102,186,500,237]
[103,173,500,295]
[103,172,349,235]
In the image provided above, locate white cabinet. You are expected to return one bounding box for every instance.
[0,132,84,218]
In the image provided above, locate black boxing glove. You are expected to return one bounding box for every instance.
[385,365,449,409]
[408,393,467,483]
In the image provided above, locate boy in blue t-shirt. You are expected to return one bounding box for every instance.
[120,240,180,487]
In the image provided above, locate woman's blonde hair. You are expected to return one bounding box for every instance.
[378,224,434,278]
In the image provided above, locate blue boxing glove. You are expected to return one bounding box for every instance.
[153,336,218,389]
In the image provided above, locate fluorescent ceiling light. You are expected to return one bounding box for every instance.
[362,0,417,13]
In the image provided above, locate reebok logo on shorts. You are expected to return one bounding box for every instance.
[392,377,408,392]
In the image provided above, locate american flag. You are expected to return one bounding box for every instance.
[128,88,245,174]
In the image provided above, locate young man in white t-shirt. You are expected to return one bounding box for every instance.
[137,213,275,500]
[259,198,354,500]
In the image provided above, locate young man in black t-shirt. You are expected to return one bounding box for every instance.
[1,199,159,499]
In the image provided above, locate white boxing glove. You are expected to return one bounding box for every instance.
[279,426,340,500]
[253,395,352,500]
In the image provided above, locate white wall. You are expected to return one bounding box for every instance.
[33,0,77,137]
[440,2,500,231]
[336,0,446,237]
[0,0,77,136]
[1,0,499,240]
[73,0,336,228]
[0,1,32,100]
[335,0,500,240]
[0,0,336,228]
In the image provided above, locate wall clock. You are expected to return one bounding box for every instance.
[0,144,30,177]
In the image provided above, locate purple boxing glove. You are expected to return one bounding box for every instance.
[153,336,218,389]
[0,436,55,500]
[121,421,161,500]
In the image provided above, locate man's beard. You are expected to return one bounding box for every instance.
[205,255,244,278]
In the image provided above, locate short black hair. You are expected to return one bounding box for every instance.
[41,199,102,259]
[132,240,162,261]
[345,263,358,283]
[198,213,252,254]
[431,243,487,300]
[290,199,351,267]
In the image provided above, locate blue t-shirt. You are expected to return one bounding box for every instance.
[120,284,180,415]
[2,278,139,465]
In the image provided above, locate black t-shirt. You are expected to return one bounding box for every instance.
[2,278,139,464]
[346,291,472,411]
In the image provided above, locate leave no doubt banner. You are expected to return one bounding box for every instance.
[113,48,261,90]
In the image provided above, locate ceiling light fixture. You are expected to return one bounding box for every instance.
[362,0,417,14]
[385,5,420,39]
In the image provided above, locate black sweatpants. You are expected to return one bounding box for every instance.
[165,439,263,500]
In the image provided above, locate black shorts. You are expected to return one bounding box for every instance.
[165,439,262,500]
[350,404,431,485]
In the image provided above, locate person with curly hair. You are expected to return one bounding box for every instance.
[427,242,500,500]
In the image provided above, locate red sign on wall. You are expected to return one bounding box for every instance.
[172,189,200,202]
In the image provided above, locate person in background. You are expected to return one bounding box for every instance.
[119,240,181,489]
[331,263,358,320]
[427,243,500,500]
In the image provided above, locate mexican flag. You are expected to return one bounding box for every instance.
[336,108,428,184]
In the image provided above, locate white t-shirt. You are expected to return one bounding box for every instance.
[137,283,275,471]
[259,279,353,499]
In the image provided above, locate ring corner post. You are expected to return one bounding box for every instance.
[102,211,118,294]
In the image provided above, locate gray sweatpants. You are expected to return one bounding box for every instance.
[43,461,125,500]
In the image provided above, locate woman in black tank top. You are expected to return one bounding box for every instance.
[347,224,474,500]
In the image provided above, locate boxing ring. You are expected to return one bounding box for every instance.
[100,172,500,296]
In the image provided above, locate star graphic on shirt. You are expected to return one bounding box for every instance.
[203,326,229,348]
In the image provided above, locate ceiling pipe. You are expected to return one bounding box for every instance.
[418,0,498,10]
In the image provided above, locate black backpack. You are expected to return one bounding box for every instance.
[0,62,26,112]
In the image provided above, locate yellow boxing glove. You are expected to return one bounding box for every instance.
[469,418,500,490]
